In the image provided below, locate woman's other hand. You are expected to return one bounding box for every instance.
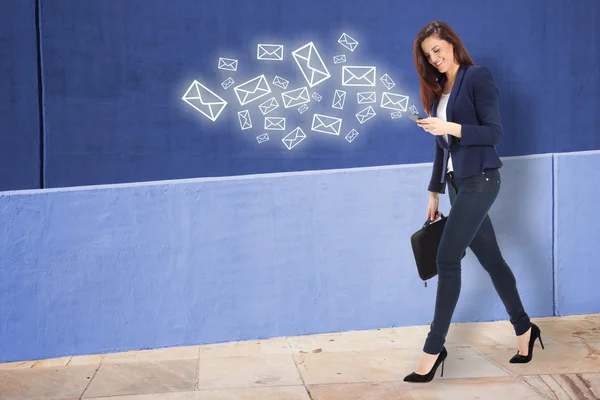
[428,192,441,221]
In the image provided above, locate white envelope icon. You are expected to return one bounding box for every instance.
[258,97,279,115]
[221,77,234,90]
[238,110,252,130]
[182,80,228,122]
[298,104,308,114]
[391,111,402,119]
[291,42,331,88]
[218,58,238,71]
[333,54,347,64]
[282,127,307,150]
[272,76,289,90]
[233,75,272,106]
[342,66,377,87]
[312,114,342,136]
[357,92,376,104]
[257,44,284,61]
[256,133,269,143]
[338,33,359,52]
[380,92,409,112]
[380,73,396,90]
[281,87,310,108]
[356,105,376,124]
[332,89,346,110]
[345,129,359,143]
[264,117,286,130]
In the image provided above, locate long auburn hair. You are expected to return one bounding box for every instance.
[413,21,474,115]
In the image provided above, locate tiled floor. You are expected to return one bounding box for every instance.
[0,314,599,399]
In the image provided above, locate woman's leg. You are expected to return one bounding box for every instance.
[423,169,502,355]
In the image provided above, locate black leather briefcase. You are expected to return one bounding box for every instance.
[410,213,466,287]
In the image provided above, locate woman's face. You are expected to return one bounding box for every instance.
[421,35,455,74]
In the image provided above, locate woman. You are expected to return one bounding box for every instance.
[403,21,544,383]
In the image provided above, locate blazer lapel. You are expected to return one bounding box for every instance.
[444,64,468,147]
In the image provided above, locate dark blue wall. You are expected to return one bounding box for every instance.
[0,0,41,191]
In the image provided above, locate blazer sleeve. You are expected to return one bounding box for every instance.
[427,139,446,194]
[459,66,503,147]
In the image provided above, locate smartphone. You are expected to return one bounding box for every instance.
[409,113,425,122]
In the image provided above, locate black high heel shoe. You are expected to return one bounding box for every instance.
[404,347,448,383]
[510,323,544,363]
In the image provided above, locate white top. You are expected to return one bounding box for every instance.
[436,93,453,173]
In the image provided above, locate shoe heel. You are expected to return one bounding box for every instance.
[539,335,545,350]
[440,360,445,377]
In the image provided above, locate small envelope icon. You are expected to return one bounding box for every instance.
[238,110,252,130]
[258,97,279,115]
[264,117,286,130]
[380,92,409,112]
[218,58,238,71]
[182,80,228,122]
[312,114,342,136]
[333,54,347,64]
[272,76,289,90]
[281,87,310,108]
[380,74,396,90]
[233,75,272,106]
[257,44,284,61]
[391,111,402,119]
[291,42,331,88]
[345,129,359,143]
[342,66,377,87]
[357,92,376,104]
[338,33,359,52]
[256,133,269,143]
[332,90,346,110]
[282,127,307,150]
[356,105,376,124]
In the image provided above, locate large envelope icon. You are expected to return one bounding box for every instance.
[282,127,307,150]
[258,97,279,115]
[281,87,310,108]
[264,117,286,130]
[342,66,377,87]
[380,92,409,112]
[233,75,272,106]
[182,80,228,122]
[291,42,331,88]
[311,114,342,136]
[257,44,284,61]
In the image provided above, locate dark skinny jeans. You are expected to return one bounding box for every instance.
[423,168,531,355]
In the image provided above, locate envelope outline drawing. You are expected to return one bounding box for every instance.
[338,33,359,52]
[291,42,331,88]
[342,66,377,87]
[238,110,252,130]
[356,105,376,124]
[391,111,402,119]
[233,75,272,106]
[258,97,280,115]
[257,44,284,61]
[409,105,418,114]
[312,114,342,136]
[298,104,309,114]
[312,92,322,102]
[345,129,359,143]
[272,76,289,90]
[264,117,286,131]
[380,92,409,112]
[332,89,346,110]
[282,127,307,150]
[256,133,269,143]
[357,92,376,104]
[182,80,228,122]
[221,77,234,90]
[281,87,310,108]
[218,58,238,71]
[380,73,396,90]
[333,54,347,64]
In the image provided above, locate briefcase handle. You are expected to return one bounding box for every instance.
[422,213,445,229]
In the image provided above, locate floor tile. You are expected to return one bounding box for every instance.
[0,361,35,370]
[0,364,98,400]
[32,356,72,368]
[522,373,600,400]
[407,376,543,400]
[197,353,302,390]
[102,345,199,364]
[68,354,105,366]
[200,386,311,399]
[82,359,197,398]
[308,381,415,400]
[476,342,600,375]
[84,392,202,400]
[535,316,600,345]
[199,337,290,358]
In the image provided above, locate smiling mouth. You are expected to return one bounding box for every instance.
[435,60,444,67]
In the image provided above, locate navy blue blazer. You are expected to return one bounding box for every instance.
[428,64,504,194]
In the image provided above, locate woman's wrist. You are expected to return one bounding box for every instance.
[447,122,462,138]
